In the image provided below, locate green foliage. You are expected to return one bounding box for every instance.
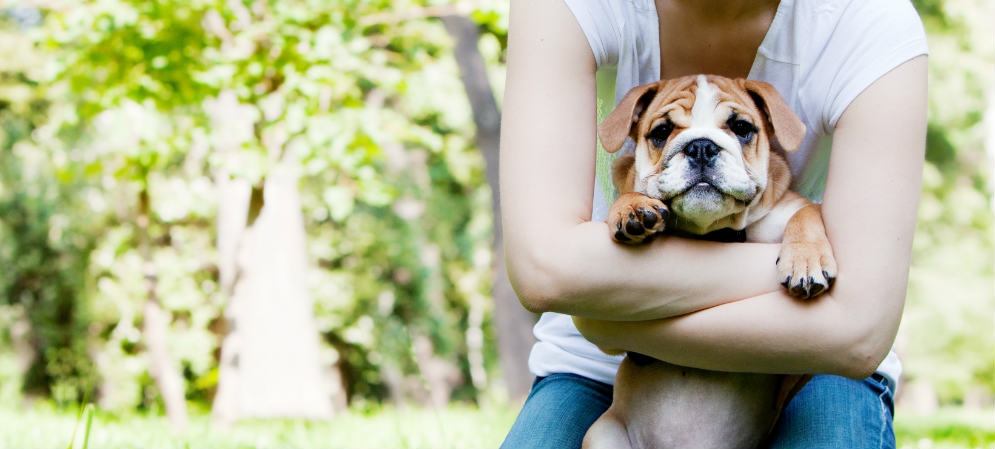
[0,20,99,405]
[2,0,502,413]
[902,0,994,405]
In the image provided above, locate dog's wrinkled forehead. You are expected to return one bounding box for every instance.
[643,75,756,131]
[598,75,805,155]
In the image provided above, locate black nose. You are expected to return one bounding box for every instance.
[683,139,721,167]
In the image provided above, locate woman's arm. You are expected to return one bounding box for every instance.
[502,0,787,321]
[575,56,928,379]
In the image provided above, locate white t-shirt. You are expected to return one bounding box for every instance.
[529,0,928,392]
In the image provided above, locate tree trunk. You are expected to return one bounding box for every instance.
[212,159,337,423]
[442,15,537,400]
[209,90,342,424]
[211,167,250,425]
[137,186,189,431]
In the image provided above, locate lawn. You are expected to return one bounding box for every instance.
[1,402,518,449]
[0,403,990,449]
[895,408,995,449]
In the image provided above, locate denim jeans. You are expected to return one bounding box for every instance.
[500,373,895,449]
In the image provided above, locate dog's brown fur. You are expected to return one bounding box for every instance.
[581,75,836,449]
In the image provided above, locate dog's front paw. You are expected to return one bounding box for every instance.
[608,193,668,245]
[776,241,837,299]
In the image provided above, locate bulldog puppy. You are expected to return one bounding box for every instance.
[581,75,837,449]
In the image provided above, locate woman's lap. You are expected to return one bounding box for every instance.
[500,373,613,449]
[500,373,894,449]
[765,374,895,449]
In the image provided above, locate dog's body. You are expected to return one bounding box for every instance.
[581,75,837,449]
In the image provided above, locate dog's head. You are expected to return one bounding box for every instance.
[600,75,805,234]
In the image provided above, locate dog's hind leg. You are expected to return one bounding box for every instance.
[582,409,633,449]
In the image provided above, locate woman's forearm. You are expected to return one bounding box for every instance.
[507,220,784,321]
[573,290,890,379]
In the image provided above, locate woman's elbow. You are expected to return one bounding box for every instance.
[827,305,900,380]
[510,277,557,314]
[504,244,569,314]
[834,339,885,380]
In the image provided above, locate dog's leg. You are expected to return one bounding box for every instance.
[776,204,838,299]
[607,193,669,244]
[582,409,633,449]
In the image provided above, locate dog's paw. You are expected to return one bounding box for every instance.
[608,193,668,245]
[776,241,837,299]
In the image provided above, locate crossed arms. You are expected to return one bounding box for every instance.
[499,0,927,379]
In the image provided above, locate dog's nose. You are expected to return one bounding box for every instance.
[683,139,721,167]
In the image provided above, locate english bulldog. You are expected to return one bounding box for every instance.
[580,75,837,449]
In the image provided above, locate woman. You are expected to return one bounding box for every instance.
[498,0,927,448]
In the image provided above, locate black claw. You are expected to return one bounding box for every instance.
[790,283,807,299]
[653,205,669,222]
[625,218,645,235]
[775,256,780,265]
[806,276,820,296]
[781,276,791,289]
[789,276,811,299]
[616,220,623,231]
[823,270,836,287]
[640,208,657,229]
[809,282,825,297]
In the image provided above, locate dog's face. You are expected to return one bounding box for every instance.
[600,75,805,233]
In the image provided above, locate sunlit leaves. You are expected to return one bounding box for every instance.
[901,0,994,406]
[6,0,504,411]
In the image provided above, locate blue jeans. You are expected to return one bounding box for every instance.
[500,373,895,449]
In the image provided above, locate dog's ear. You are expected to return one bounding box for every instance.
[743,80,806,152]
[598,82,660,153]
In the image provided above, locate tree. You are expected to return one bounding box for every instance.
[36,0,505,418]
[439,13,536,400]
[43,0,336,425]
[0,13,98,407]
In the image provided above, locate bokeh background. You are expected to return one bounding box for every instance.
[0,0,991,448]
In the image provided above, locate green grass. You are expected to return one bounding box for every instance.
[895,408,995,449]
[0,402,518,449]
[0,403,990,449]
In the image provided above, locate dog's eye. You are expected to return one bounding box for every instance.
[646,122,673,147]
[728,119,757,142]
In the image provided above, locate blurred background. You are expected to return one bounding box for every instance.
[0,0,991,448]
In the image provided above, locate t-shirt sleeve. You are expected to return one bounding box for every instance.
[562,0,621,68]
[820,0,928,129]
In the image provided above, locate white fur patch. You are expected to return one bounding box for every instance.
[745,194,810,242]
[691,75,720,128]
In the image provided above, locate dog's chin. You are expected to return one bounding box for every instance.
[668,183,739,233]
